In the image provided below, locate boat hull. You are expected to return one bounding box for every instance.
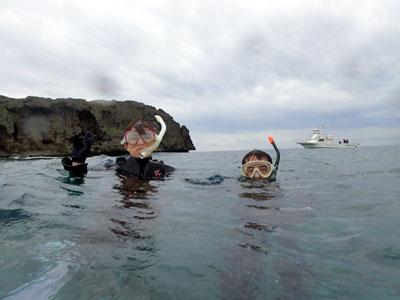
[297,142,359,149]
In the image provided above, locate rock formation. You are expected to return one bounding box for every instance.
[0,95,195,157]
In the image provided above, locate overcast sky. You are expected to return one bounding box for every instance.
[1,0,399,150]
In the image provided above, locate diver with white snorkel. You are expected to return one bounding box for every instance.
[240,137,280,181]
[62,115,174,179]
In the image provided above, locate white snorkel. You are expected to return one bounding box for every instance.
[139,115,166,159]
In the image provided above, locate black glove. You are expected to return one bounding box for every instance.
[143,160,166,180]
[71,131,97,163]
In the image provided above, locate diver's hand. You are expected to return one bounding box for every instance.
[71,131,97,163]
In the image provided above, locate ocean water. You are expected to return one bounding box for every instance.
[0,146,399,300]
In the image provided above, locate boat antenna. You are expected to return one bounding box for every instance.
[268,136,280,170]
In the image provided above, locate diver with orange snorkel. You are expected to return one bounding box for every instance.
[240,137,280,181]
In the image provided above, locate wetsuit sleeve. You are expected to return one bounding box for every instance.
[62,157,88,176]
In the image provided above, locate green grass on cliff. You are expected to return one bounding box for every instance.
[0,103,8,124]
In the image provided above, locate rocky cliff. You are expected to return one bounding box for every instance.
[0,96,195,157]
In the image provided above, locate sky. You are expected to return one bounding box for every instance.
[1,0,400,151]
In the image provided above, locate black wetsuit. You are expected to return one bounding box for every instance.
[62,156,174,179]
[115,156,174,179]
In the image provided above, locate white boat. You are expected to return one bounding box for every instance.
[297,128,359,148]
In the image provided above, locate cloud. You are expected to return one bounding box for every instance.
[0,0,399,150]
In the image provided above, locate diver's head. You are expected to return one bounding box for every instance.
[242,150,272,165]
[241,150,274,179]
[121,120,156,158]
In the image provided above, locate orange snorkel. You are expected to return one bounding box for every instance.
[268,136,280,171]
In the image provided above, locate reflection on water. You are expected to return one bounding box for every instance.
[244,222,276,232]
[110,175,159,241]
[239,179,283,202]
[58,173,86,196]
[238,179,283,235]
[218,180,282,299]
[43,172,161,299]
[0,208,33,226]
[239,180,282,216]
[219,179,310,299]
[240,180,312,298]
[115,175,158,210]
[58,174,85,186]
[57,170,160,246]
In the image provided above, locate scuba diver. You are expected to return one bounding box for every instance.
[240,137,280,181]
[62,115,174,179]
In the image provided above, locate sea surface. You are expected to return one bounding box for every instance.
[0,146,399,300]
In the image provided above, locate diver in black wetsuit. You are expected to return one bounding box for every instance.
[62,115,174,179]
[240,136,280,181]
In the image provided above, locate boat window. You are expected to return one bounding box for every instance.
[318,139,324,142]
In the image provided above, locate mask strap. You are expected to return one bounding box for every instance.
[133,121,146,135]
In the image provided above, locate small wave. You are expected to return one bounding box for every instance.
[279,207,315,212]
[60,185,84,196]
[363,245,400,267]
[185,175,225,185]
[8,156,55,160]
[62,204,86,209]
[35,240,77,259]
[9,193,34,206]
[5,240,80,300]
[238,243,268,254]
[0,171,8,187]
[334,183,354,189]
[245,205,279,210]
[244,222,277,232]
[239,192,276,201]
[0,208,33,226]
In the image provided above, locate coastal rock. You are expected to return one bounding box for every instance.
[0,95,196,157]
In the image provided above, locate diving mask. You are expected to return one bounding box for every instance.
[240,160,274,179]
[122,128,156,145]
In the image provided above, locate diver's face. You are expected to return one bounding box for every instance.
[244,155,271,179]
[124,129,155,158]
